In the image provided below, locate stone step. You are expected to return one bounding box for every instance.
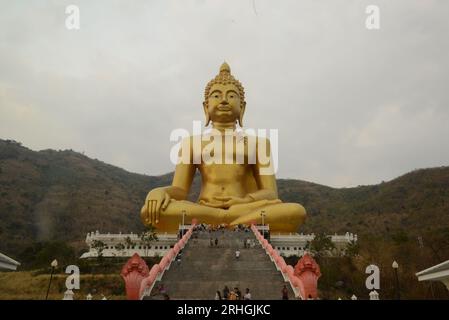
[162,272,283,281]
[150,281,290,300]
[145,230,295,300]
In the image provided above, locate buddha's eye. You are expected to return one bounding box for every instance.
[214,95,219,98]
[230,95,234,98]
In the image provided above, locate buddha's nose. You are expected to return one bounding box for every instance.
[220,99,229,105]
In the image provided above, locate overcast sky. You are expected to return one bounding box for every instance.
[1,0,448,188]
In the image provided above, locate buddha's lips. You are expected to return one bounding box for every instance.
[217,107,232,111]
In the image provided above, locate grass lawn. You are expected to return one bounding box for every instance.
[0,271,126,300]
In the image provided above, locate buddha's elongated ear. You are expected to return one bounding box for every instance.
[238,102,246,127]
[203,101,210,126]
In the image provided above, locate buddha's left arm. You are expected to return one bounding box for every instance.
[249,138,279,201]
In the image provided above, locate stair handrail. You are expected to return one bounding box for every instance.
[139,220,198,299]
[250,224,304,300]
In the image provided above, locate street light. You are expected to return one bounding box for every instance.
[369,290,379,300]
[181,210,186,237]
[260,210,266,238]
[392,260,400,300]
[62,289,74,300]
[45,259,58,300]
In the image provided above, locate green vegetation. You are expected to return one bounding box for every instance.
[0,271,125,300]
[1,139,449,299]
[305,233,336,257]
[0,245,163,300]
[91,240,106,258]
[17,241,76,270]
[285,231,449,299]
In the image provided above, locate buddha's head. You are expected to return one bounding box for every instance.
[203,62,246,127]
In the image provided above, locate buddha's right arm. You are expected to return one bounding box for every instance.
[168,162,196,200]
[159,136,196,201]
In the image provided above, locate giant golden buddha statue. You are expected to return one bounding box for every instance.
[140,63,306,233]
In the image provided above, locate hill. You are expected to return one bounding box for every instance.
[279,167,449,237]
[1,139,449,257]
[0,139,169,253]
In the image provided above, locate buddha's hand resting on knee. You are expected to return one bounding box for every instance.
[140,188,171,226]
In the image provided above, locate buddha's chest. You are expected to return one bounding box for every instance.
[197,135,256,165]
[198,162,249,183]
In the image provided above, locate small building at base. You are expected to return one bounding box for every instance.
[0,252,20,271]
[80,230,178,259]
[268,231,357,257]
[416,260,449,291]
[81,226,357,259]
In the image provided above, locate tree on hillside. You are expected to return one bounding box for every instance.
[125,236,135,249]
[115,242,125,257]
[306,233,336,257]
[140,226,158,257]
[18,241,76,270]
[91,240,106,258]
[425,228,449,263]
[345,240,360,257]
[392,230,409,245]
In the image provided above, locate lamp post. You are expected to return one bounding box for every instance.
[369,290,379,300]
[45,259,58,300]
[181,210,186,236]
[62,289,74,300]
[260,210,266,238]
[392,261,400,300]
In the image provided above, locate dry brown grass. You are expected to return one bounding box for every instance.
[0,271,126,300]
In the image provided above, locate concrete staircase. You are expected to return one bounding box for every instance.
[146,229,294,300]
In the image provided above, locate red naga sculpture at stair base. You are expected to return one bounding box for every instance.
[120,253,150,300]
[294,253,322,299]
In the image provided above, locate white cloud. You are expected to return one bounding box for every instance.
[1,0,448,187]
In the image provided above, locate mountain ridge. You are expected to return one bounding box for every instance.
[1,138,448,254]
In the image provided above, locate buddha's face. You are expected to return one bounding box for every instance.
[205,83,244,125]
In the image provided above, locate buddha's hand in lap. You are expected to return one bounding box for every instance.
[140,188,171,226]
[212,195,253,208]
